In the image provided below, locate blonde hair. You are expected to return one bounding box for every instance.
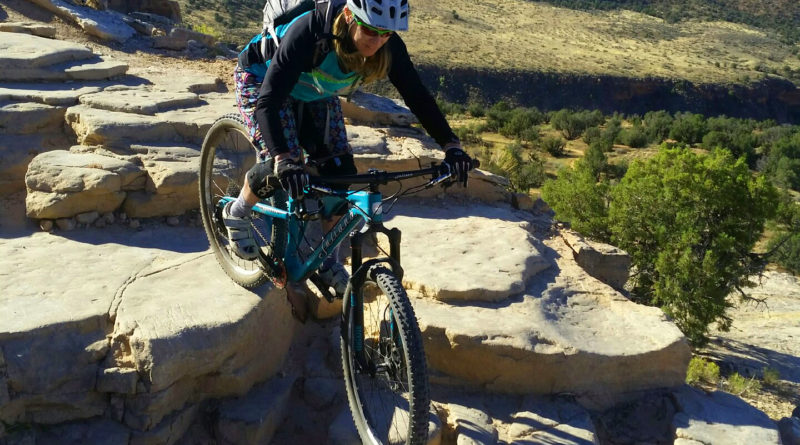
[331,10,391,84]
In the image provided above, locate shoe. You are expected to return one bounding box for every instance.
[222,201,258,260]
[317,262,350,296]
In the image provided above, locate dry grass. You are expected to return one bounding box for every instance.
[402,0,800,85]
[173,0,800,86]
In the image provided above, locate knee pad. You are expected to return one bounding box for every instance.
[246,160,281,199]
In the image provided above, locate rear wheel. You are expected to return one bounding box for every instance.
[198,114,286,287]
[342,265,430,445]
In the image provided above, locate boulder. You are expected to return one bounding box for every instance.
[561,230,631,290]
[349,125,509,203]
[24,150,145,219]
[341,90,418,127]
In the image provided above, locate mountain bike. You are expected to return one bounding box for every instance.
[198,114,475,445]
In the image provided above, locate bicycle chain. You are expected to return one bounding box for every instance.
[250,219,287,288]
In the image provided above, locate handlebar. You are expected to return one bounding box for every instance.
[308,159,481,188]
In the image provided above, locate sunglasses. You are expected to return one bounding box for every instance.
[352,14,394,37]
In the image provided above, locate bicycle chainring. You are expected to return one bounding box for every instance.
[256,242,287,289]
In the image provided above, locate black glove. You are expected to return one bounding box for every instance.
[442,146,473,187]
[274,158,308,199]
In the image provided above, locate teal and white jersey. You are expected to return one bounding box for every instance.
[241,11,359,102]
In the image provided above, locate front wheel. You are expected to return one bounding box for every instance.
[342,266,431,445]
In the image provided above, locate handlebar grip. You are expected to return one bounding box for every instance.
[472,159,480,169]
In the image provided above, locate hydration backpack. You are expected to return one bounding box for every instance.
[261,0,344,63]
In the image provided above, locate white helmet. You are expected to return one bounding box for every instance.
[346,0,409,32]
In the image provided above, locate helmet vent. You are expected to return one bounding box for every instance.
[351,0,362,7]
[389,6,395,18]
[373,0,382,4]
[400,11,407,18]
[400,0,407,5]
[371,6,382,15]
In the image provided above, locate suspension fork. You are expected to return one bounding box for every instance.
[344,223,403,374]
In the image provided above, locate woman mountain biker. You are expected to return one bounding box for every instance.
[225,0,474,320]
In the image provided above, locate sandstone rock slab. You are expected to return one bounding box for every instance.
[342,90,417,127]
[216,376,295,444]
[66,93,236,147]
[405,208,690,408]
[507,396,597,444]
[25,0,136,42]
[0,83,104,106]
[703,271,800,384]
[111,249,294,428]
[0,231,158,424]
[0,223,296,434]
[79,90,201,115]
[0,22,57,38]
[672,385,782,444]
[0,101,66,134]
[0,32,93,70]
[384,201,550,301]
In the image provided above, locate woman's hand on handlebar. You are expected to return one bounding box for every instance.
[441,145,475,187]
[274,155,309,199]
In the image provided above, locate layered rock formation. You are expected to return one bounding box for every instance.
[0,10,789,445]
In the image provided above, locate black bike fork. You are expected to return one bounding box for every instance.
[344,223,403,374]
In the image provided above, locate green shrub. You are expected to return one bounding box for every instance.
[583,126,603,145]
[453,125,486,146]
[540,135,566,157]
[584,142,609,177]
[686,356,720,384]
[541,159,611,241]
[763,367,781,386]
[769,230,800,273]
[608,147,779,345]
[669,112,707,144]
[551,109,605,140]
[467,102,485,118]
[499,107,545,140]
[727,372,761,395]
[617,125,649,148]
[643,110,674,142]
[489,142,546,192]
[437,98,465,116]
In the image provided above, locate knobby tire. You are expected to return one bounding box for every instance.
[342,266,430,445]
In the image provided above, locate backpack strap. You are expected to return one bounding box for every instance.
[312,0,344,66]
